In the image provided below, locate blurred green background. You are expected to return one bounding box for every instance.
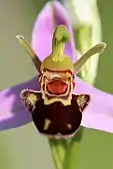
[0,0,113,169]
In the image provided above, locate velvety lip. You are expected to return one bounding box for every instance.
[47,80,68,95]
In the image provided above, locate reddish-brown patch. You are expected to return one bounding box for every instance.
[47,80,68,95]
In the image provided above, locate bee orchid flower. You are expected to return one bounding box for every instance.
[0,1,113,136]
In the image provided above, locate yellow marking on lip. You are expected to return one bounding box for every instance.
[43,119,51,130]
[27,94,37,105]
[67,124,72,129]
[77,95,86,108]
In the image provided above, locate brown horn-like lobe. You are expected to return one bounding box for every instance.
[74,42,106,73]
[16,35,41,72]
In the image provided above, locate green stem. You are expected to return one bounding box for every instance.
[63,127,83,169]
[49,139,67,169]
[48,128,83,169]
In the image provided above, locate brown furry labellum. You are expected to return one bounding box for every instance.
[20,87,90,139]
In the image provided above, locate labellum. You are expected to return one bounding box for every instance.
[16,25,106,139]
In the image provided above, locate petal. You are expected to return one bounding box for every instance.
[31,1,77,62]
[0,76,39,130]
[75,77,113,133]
[82,99,113,134]
[75,77,113,102]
